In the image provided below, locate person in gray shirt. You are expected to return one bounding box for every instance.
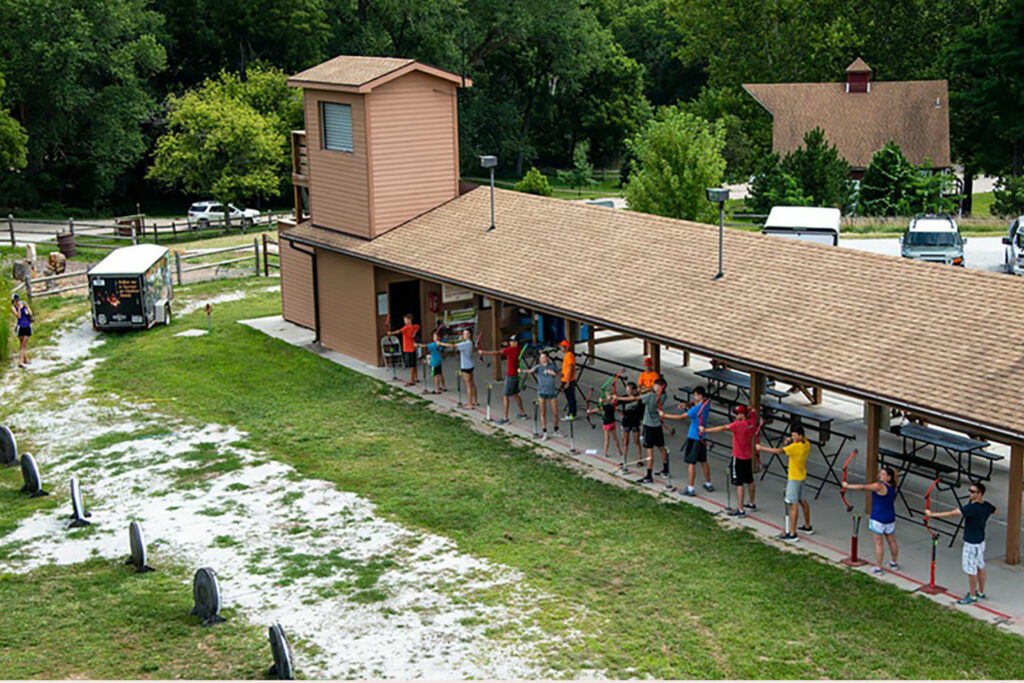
[521,351,560,440]
[439,329,479,408]
[615,377,668,483]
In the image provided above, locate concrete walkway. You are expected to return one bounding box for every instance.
[241,315,1023,635]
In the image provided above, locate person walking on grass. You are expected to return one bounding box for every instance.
[417,332,446,394]
[559,339,578,421]
[521,350,560,440]
[662,386,713,496]
[439,329,478,407]
[11,293,32,368]
[926,482,997,604]
[757,424,811,540]
[386,313,420,386]
[587,392,623,457]
[701,404,758,514]
[620,381,644,465]
[615,377,668,483]
[842,466,900,574]
[479,334,528,424]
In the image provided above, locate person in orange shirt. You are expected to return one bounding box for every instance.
[386,313,421,386]
[637,357,660,393]
[559,339,578,421]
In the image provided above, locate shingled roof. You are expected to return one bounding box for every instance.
[282,187,1024,441]
[287,55,468,92]
[743,79,950,169]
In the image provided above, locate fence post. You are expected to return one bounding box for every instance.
[171,221,177,241]
[7,213,14,248]
[23,274,32,304]
[175,251,182,286]
[253,237,260,276]
[68,217,75,236]
[130,223,137,246]
[262,233,269,276]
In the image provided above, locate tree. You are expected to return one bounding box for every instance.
[991,176,1024,217]
[624,107,726,223]
[748,156,811,214]
[148,66,300,204]
[859,142,917,216]
[0,0,166,206]
[514,167,553,197]
[558,142,597,196]
[780,128,853,210]
[0,74,27,170]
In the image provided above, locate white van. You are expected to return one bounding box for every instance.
[762,206,842,246]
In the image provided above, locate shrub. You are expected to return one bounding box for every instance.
[513,167,553,197]
[991,176,1024,217]
[0,275,10,370]
[859,142,917,216]
[748,128,852,214]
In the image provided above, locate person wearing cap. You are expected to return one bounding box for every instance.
[10,293,33,368]
[637,357,660,393]
[559,339,578,421]
[479,334,528,424]
[701,404,759,514]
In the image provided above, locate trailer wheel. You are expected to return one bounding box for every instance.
[163,304,172,326]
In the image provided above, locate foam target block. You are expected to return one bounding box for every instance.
[19,454,49,498]
[267,623,295,680]
[125,521,155,573]
[191,567,226,626]
[69,477,91,528]
[0,426,17,467]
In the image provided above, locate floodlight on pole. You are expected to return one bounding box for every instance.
[705,187,729,280]
[480,155,498,231]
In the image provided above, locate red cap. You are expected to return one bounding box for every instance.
[559,339,571,348]
[734,405,748,415]
[643,357,653,366]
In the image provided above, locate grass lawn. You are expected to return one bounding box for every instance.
[65,280,1024,679]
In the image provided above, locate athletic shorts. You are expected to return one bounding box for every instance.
[602,423,616,432]
[683,438,707,464]
[16,325,31,338]
[868,519,896,536]
[962,541,986,575]
[503,376,521,396]
[621,423,640,434]
[461,367,474,376]
[730,457,753,485]
[539,392,558,400]
[641,425,664,448]
[403,351,416,368]
[431,365,443,377]
[784,479,806,504]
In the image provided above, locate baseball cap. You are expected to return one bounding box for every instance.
[559,339,571,348]
[643,356,653,366]
[734,405,748,415]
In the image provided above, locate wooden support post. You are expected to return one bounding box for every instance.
[682,350,690,367]
[811,386,823,405]
[490,300,501,382]
[865,402,882,516]
[750,371,764,472]
[587,326,596,359]
[262,234,270,276]
[175,251,182,286]
[253,238,260,276]
[1006,443,1023,565]
[651,343,661,375]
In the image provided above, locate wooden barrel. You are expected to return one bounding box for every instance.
[56,231,76,258]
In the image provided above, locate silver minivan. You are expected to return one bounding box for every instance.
[899,214,965,266]
[1003,216,1024,275]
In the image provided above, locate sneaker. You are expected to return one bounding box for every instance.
[682,487,696,497]
[561,415,575,422]
[977,592,987,600]
[726,509,745,517]
[541,433,549,441]
[744,503,757,510]
[658,468,670,477]
[871,566,884,575]
[636,475,654,484]
[888,562,899,570]
[517,413,529,419]
[777,532,798,541]
[956,594,978,605]
[495,418,509,425]
[797,525,814,535]
[703,482,714,492]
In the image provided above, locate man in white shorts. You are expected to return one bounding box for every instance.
[926,482,997,605]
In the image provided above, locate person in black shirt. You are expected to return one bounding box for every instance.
[620,382,644,465]
[926,482,998,605]
[586,394,623,458]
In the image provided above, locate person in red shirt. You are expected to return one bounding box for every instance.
[386,313,421,386]
[478,334,528,424]
[701,404,760,515]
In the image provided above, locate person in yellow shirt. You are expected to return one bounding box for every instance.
[559,339,578,420]
[757,424,812,540]
[637,356,660,393]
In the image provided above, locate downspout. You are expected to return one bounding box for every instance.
[289,241,321,343]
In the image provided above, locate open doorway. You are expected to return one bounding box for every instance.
[389,280,421,330]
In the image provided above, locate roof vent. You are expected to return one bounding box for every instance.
[935,97,942,109]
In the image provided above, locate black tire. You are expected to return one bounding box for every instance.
[163,303,172,326]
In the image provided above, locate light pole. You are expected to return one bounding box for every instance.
[706,187,729,280]
[480,155,498,231]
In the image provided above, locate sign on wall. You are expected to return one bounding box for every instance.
[441,283,474,304]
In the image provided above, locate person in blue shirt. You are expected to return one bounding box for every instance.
[842,466,900,574]
[927,482,998,604]
[417,332,447,394]
[662,386,714,496]
[11,293,33,368]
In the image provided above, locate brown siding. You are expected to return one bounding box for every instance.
[368,73,458,236]
[304,89,372,238]
[279,236,315,329]
[317,249,379,364]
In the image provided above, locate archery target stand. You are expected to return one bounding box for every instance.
[124,521,155,573]
[20,454,49,498]
[191,567,227,626]
[0,425,18,467]
[267,623,295,679]
[68,477,92,528]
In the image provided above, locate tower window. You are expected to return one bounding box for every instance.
[321,102,353,152]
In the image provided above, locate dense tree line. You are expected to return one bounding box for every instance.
[0,0,1018,214]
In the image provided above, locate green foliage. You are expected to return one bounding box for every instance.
[750,128,853,213]
[556,141,597,196]
[0,74,27,170]
[681,86,772,183]
[148,65,300,204]
[748,158,812,214]
[991,176,1024,217]
[624,107,726,223]
[0,275,10,368]
[911,162,961,214]
[513,167,553,197]
[859,142,918,216]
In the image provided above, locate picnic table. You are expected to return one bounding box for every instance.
[756,401,855,498]
[694,368,788,405]
[878,423,1003,545]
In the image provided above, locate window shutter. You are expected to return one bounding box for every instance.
[322,102,353,152]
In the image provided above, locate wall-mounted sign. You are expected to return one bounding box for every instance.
[442,283,474,304]
[376,292,388,316]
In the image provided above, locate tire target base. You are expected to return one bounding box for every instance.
[267,623,295,679]
[124,521,154,573]
[19,454,49,498]
[0,425,18,467]
[68,477,92,528]
[191,567,226,626]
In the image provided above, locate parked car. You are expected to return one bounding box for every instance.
[899,214,965,266]
[187,201,260,228]
[762,206,841,246]
[1003,216,1024,275]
